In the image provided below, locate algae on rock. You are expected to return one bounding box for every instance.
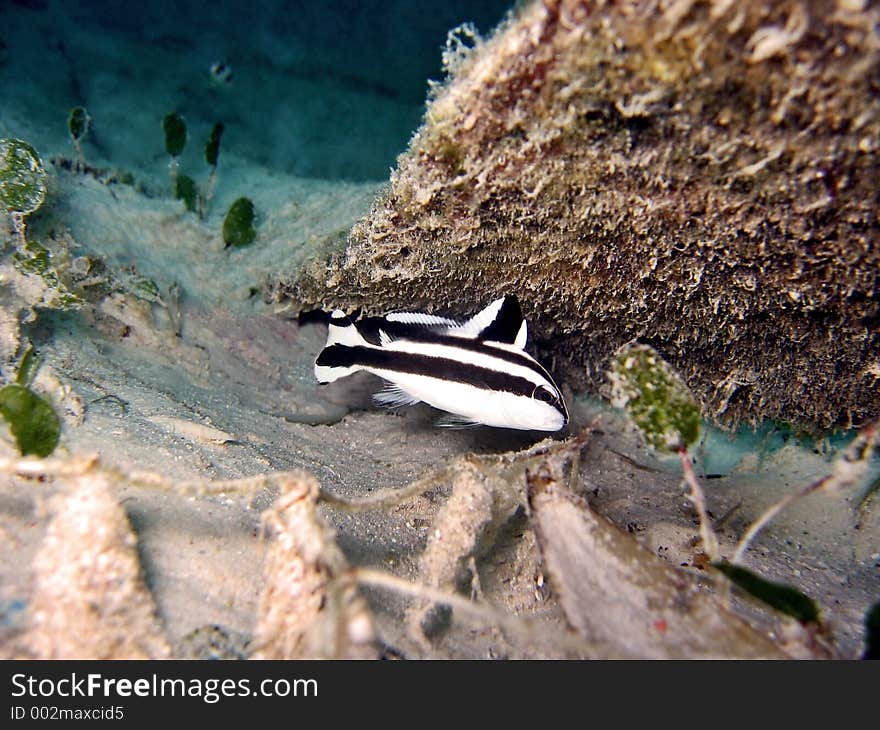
[609,342,703,453]
[1,138,47,249]
[270,0,880,433]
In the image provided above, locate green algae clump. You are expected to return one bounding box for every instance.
[175,174,198,213]
[67,107,91,163]
[204,122,224,167]
[609,343,701,454]
[67,107,90,143]
[200,122,225,220]
[11,239,84,311]
[223,197,256,248]
[0,383,61,458]
[0,138,47,216]
[163,112,187,157]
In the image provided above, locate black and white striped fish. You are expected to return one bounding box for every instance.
[314,296,568,431]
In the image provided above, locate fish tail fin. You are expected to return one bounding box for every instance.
[314,309,368,384]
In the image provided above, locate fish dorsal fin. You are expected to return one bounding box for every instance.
[447,296,527,348]
[385,312,460,328]
[483,322,528,351]
[512,320,528,350]
[448,297,505,339]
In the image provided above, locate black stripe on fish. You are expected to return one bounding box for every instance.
[355,316,448,346]
[375,328,558,387]
[316,344,557,402]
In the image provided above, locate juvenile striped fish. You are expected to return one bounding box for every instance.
[314,296,568,431]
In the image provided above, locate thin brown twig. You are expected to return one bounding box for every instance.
[679,448,719,561]
[731,421,879,564]
[731,474,830,565]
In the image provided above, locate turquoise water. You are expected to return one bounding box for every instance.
[0,0,512,183]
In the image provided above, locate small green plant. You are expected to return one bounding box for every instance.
[163,112,187,157]
[121,269,164,305]
[15,344,41,387]
[0,139,78,309]
[162,115,225,219]
[0,138,47,249]
[163,112,187,193]
[175,174,198,213]
[223,197,256,248]
[200,122,224,219]
[610,344,880,650]
[608,342,716,558]
[204,121,223,168]
[11,236,84,311]
[0,383,61,458]
[68,107,91,164]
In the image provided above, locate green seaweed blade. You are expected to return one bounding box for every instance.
[163,112,187,157]
[223,197,256,248]
[0,384,61,457]
[712,561,820,625]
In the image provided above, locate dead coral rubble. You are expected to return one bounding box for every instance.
[271,0,880,433]
[2,431,838,659]
[334,432,810,659]
[26,473,170,659]
[253,473,377,659]
[527,457,787,659]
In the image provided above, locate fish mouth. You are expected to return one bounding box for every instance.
[530,413,567,432]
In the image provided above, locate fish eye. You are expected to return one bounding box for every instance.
[533,385,557,405]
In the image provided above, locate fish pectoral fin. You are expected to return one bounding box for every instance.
[434,413,482,429]
[373,384,421,409]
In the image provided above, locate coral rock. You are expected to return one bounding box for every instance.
[271,0,880,432]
